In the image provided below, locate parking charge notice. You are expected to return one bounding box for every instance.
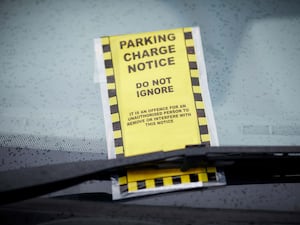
[109,28,201,156]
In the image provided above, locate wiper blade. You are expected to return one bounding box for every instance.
[0,146,299,205]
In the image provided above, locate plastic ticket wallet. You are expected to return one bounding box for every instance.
[94,27,226,199]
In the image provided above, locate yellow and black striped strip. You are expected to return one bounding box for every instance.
[118,167,218,193]
[101,37,125,157]
[183,28,210,146]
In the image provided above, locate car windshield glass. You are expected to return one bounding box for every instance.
[0,0,299,213]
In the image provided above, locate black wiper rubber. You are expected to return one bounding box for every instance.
[0,146,299,204]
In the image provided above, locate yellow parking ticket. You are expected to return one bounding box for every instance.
[94,27,221,199]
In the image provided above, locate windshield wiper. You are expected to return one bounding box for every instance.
[0,146,299,205]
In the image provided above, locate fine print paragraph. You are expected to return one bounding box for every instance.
[127,104,192,127]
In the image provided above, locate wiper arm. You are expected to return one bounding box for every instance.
[0,146,299,205]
